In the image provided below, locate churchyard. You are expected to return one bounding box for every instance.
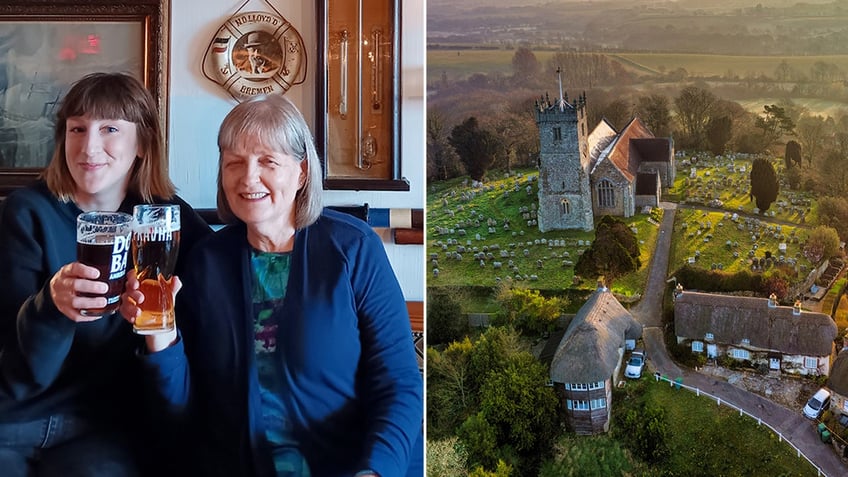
[667,151,817,284]
[427,169,660,296]
[669,151,817,224]
[669,208,810,277]
[427,153,820,298]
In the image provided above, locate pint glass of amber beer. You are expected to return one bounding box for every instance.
[131,204,180,334]
[76,211,134,317]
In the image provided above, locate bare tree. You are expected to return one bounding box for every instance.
[795,115,827,167]
[428,109,462,181]
[674,86,718,149]
[511,47,540,84]
[635,94,672,137]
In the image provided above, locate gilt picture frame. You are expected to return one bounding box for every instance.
[0,0,169,197]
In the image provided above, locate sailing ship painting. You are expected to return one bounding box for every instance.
[0,21,142,168]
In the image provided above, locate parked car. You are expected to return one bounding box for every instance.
[803,388,831,419]
[624,349,646,379]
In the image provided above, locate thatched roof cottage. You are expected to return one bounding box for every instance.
[674,290,836,376]
[549,285,642,434]
[828,349,848,415]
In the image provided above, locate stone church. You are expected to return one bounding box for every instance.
[535,88,675,232]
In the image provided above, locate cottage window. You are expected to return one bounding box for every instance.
[553,127,562,141]
[590,398,607,410]
[597,180,615,208]
[730,348,750,360]
[588,381,604,390]
[805,357,818,369]
[560,198,571,216]
[571,383,588,391]
[741,338,750,345]
[705,332,714,341]
[691,341,704,353]
[571,400,590,411]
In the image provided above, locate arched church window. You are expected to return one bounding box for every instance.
[597,180,615,208]
[553,127,562,141]
[560,198,571,216]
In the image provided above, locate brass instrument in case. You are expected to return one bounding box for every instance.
[318,0,408,190]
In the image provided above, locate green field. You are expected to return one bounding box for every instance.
[614,52,848,79]
[428,49,561,83]
[428,49,848,84]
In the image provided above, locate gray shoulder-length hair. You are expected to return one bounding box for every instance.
[216,94,323,228]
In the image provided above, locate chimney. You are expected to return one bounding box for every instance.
[793,300,802,316]
[673,283,684,300]
[597,280,608,292]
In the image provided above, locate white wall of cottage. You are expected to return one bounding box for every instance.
[167,0,425,300]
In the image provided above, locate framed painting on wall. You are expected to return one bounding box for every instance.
[316,0,409,191]
[0,0,168,197]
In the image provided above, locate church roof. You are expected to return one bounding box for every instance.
[591,117,655,182]
[674,291,836,356]
[588,120,618,164]
[550,287,642,383]
[631,138,672,163]
[608,117,654,180]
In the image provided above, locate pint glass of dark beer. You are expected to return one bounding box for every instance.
[131,204,181,334]
[76,211,134,317]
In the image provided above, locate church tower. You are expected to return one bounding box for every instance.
[535,72,594,231]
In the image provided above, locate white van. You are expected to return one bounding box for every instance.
[803,388,831,419]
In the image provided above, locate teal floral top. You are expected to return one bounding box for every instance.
[251,249,310,477]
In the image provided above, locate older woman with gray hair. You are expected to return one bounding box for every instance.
[123,94,422,477]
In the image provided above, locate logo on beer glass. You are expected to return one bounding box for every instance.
[76,211,134,317]
[132,204,181,334]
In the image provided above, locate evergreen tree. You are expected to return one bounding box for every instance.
[448,117,500,181]
[574,215,641,286]
[706,115,732,155]
[428,287,467,345]
[784,140,802,169]
[749,157,779,212]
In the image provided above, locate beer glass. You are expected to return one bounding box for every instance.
[131,204,180,334]
[76,211,133,317]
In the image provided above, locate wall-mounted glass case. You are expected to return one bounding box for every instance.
[317,0,408,190]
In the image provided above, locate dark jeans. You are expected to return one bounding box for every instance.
[0,415,141,477]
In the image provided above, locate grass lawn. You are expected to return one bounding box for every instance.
[669,208,812,276]
[607,378,820,476]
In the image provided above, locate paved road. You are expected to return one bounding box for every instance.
[629,202,848,477]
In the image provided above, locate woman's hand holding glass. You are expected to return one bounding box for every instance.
[121,269,181,352]
[49,262,111,322]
